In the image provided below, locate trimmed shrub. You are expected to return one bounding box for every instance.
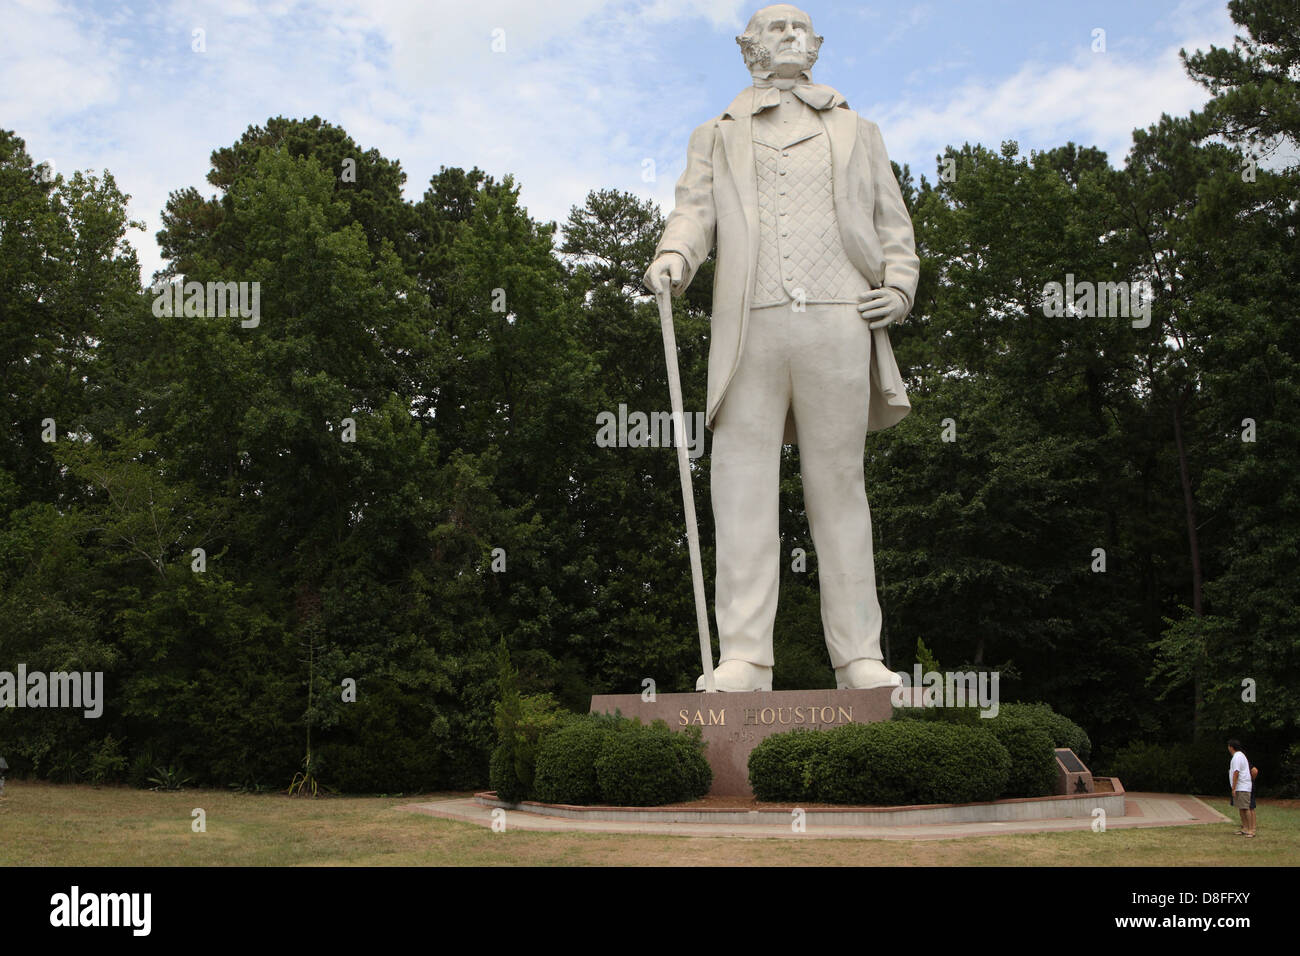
[595,721,711,806]
[531,713,710,806]
[764,721,1011,806]
[1000,703,1091,763]
[490,639,570,804]
[890,702,986,726]
[488,692,568,803]
[671,727,714,799]
[531,713,622,804]
[891,705,926,721]
[983,714,1058,797]
[488,743,524,803]
[748,729,835,802]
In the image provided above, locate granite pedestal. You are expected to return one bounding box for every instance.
[590,687,895,796]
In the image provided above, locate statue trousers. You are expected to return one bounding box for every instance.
[710,300,883,669]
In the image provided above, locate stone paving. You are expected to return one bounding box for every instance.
[399,793,1228,841]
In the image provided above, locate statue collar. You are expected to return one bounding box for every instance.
[722,77,848,119]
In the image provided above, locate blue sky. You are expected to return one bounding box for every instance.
[3,0,1238,283]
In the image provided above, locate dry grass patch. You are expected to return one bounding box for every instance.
[2,782,1296,866]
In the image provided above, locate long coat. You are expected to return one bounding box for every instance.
[654,86,921,443]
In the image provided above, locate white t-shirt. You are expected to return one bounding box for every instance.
[1229,751,1252,792]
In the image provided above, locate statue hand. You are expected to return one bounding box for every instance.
[644,252,685,296]
[858,287,907,329]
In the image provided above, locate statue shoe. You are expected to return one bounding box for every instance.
[835,658,903,689]
[696,659,772,692]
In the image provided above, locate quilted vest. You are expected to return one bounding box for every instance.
[751,100,872,308]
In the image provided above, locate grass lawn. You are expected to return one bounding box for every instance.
[2,781,1297,866]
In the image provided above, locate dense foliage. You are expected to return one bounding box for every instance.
[1,2,1297,792]
[529,713,710,806]
[751,714,1070,804]
[748,729,835,802]
[754,721,1013,806]
[983,714,1060,798]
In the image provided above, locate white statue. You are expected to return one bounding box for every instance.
[644,4,919,692]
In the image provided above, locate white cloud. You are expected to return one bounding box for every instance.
[866,1,1238,176]
[0,0,130,132]
[1,0,1250,285]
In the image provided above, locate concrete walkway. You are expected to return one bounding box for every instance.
[399,793,1228,841]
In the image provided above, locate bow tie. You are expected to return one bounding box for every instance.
[750,75,844,113]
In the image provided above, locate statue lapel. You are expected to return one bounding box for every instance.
[718,89,758,234]
[822,104,861,212]
[717,88,761,388]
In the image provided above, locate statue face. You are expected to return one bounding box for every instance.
[752,5,817,74]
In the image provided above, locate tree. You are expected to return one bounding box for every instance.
[1182,0,1300,171]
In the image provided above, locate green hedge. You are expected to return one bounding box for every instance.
[530,713,711,806]
[672,727,714,800]
[596,723,711,806]
[999,703,1092,763]
[489,692,568,804]
[895,700,1092,765]
[488,744,522,803]
[531,713,621,804]
[983,714,1058,797]
[747,729,835,802]
[750,721,1011,805]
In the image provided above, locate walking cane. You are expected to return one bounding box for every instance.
[655,279,716,692]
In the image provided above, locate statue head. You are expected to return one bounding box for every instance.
[736,5,824,78]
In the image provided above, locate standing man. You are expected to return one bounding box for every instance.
[1227,739,1255,837]
[644,5,919,691]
